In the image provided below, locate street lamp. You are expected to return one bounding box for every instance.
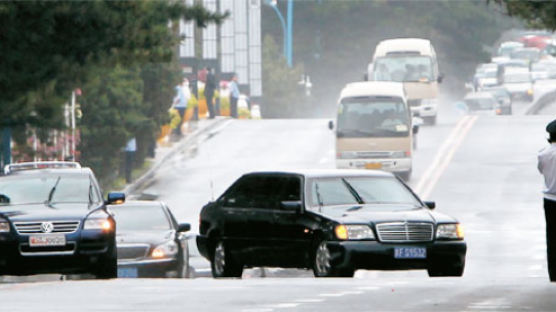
[265,0,293,67]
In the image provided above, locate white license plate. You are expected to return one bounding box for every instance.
[394,247,426,259]
[29,235,66,247]
[118,267,138,278]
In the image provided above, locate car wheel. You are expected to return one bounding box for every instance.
[211,241,242,278]
[425,116,437,125]
[313,241,354,278]
[94,248,117,279]
[427,263,465,277]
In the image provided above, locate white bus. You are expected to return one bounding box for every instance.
[368,38,442,125]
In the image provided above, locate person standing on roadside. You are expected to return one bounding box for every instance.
[537,118,556,282]
[173,77,190,135]
[229,73,240,118]
[205,67,217,119]
[124,137,136,183]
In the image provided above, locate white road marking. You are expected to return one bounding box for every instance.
[319,293,345,297]
[528,264,543,271]
[420,115,478,199]
[357,286,380,291]
[269,303,299,308]
[294,298,325,303]
[414,115,470,195]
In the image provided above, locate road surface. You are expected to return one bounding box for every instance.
[2,99,556,311]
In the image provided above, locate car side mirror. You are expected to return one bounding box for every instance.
[106,192,125,205]
[328,120,334,130]
[424,201,436,210]
[177,223,191,232]
[280,200,302,213]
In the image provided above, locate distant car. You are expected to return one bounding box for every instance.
[476,69,499,90]
[497,41,524,57]
[463,92,498,115]
[510,47,541,63]
[197,170,467,278]
[531,61,556,81]
[111,201,191,278]
[483,86,512,115]
[502,71,534,102]
[0,161,123,279]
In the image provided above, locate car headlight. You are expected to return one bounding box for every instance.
[151,241,178,259]
[527,88,534,96]
[0,218,10,233]
[335,224,375,240]
[436,224,464,240]
[83,211,113,232]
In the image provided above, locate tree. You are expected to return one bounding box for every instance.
[261,35,304,118]
[495,1,556,30]
[0,0,223,128]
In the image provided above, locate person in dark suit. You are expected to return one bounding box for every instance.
[204,67,217,119]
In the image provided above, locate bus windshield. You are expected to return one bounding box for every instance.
[373,55,433,82]
[337,97,410,138]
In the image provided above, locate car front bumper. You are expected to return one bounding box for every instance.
[326,240,466,271]
[118,258,178,277]
[336,158,412,173]
[0,230,114,275]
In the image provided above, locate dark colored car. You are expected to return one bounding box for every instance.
[197,170,466,278]
[483,86,512,115]
[0,161,124,278]
[110,201,191,278]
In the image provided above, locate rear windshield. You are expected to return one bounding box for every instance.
[111,205,172,231]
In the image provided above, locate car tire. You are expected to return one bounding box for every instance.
[313,241,354,278]
[94,245,117,279]
[211,240,243,278]
[427,263,465,277]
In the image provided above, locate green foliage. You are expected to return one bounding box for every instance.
[0,0,223,128]
[495,1,556,30]
[261,35,304,118]
[262,0,519,116]
[79,65,144,185]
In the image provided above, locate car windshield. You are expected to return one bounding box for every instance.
[337,97,409,138]
[111,204,171,232]
[0,175,96,206]
[482,70,497,78]
[504,73,531,83]
[309,177,421,211]
[511,49,540,61]
[373,55,433,82]
[465,97,495,110]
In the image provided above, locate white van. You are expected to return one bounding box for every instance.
[368,38,442,125]
[332,81,415,181]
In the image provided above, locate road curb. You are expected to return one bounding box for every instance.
[123,118,231,195]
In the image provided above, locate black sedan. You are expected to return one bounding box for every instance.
[197,169,466,278]
[0,161,123,279]
[110,201,191,278]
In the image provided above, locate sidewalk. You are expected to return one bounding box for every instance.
[122,117,230,196]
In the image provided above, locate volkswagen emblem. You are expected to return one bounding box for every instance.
[41,222,54,233]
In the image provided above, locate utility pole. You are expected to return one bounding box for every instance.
[71,91,76,161]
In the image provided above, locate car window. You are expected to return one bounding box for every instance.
[0,175,93,206]
[310,178,359,207]
[345,177,421,206]
[223,175,293,210]
[111,204,172,231]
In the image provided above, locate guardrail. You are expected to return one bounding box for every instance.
[526,89,556,115]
